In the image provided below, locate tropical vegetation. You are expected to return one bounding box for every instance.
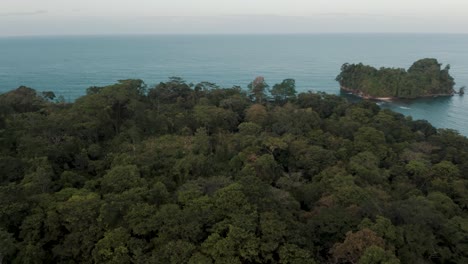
[0,77,467,263]
[336,58,456,98]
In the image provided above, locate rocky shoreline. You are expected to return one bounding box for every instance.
[340,86,455,101]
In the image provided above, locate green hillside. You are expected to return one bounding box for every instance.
[0,78,467,263]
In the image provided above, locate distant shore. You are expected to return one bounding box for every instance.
[340,86,455,101]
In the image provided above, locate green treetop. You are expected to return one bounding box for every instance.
[336,58,456,98]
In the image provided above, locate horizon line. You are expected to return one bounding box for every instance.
[2,32,468,38]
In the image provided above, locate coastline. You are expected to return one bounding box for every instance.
[340,86,455,102]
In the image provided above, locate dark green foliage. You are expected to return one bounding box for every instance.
[336,59,456,98]
[0,86,46,113]
[1,78,467,264]
[271,78,297,103]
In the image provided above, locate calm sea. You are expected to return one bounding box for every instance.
[0,34,467,136]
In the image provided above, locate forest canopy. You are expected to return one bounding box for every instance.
[336,58,456,98]
[0,78,467,263]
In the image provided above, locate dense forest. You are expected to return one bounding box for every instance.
[336,58,456,98]
[0,77,467,264]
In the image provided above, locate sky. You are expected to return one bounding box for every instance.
[1,0,468,36]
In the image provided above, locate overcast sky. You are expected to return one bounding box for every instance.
[1,0,468,36]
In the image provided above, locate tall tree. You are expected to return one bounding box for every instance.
[248,76,269,103]
[271,78,297,103]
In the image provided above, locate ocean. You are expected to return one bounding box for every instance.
[0,34,467,136]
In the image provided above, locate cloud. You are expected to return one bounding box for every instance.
[0,10,48,17]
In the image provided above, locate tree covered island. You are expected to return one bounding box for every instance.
[336,58,458,99]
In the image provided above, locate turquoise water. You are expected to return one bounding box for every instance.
[0,34,467,135]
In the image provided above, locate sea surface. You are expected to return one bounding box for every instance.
[0,34,467,136]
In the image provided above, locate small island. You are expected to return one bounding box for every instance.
[336,58,458,100]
